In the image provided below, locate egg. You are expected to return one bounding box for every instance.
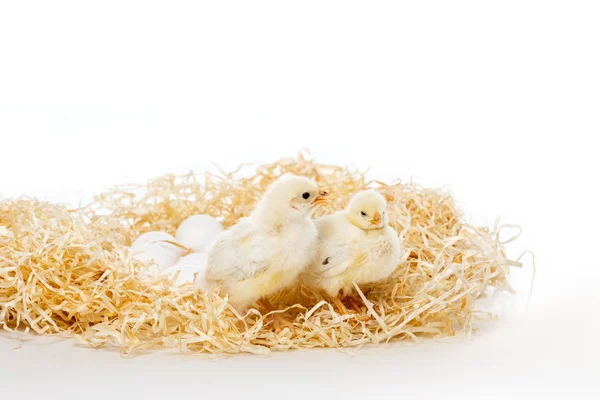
[131,242,181,271]
[131,231,185,257]
[163,253,209,287]
[162,266,199,286]
[175,215,224,253]
[174,252,209,269]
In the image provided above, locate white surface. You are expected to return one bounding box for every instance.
[1,1,599,399]
[1,309,597,399]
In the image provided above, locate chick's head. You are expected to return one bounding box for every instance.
[346,189,388,230]
[258,175,325,218]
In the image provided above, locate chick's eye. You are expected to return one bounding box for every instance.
[361,211,367,216]
[302,192,310,200]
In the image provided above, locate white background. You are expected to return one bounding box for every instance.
[1,1,599,399]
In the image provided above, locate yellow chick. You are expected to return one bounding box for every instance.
[204,175,326,326]
[304,189,401,313]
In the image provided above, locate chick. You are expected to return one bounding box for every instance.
[304,189,401,315]
[203,175,326,330]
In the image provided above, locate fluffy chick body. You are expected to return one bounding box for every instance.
[204,176,322,310]
[304,190,401,297]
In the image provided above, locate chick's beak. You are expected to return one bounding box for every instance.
[370,211,381,225]
[312,190,328,205]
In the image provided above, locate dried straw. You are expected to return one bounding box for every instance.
[0,154,520,356]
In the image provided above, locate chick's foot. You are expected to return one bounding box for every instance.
[260,298,296,335]
[271,313,296,335]
[331,296,350,315]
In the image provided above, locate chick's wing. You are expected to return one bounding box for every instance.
[206,218,271,282]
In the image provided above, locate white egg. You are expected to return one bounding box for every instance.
[175,252,209,269]
[131,242,181,271]
[176,215,224,253]
[163,253,209,286]
[131,231,185,257]
[162,266,198,286]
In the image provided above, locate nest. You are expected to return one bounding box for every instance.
[0,154,521,356]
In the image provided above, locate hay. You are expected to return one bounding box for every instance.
[0,154,520,356]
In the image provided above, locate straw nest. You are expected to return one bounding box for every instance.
[0,154,522,356]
